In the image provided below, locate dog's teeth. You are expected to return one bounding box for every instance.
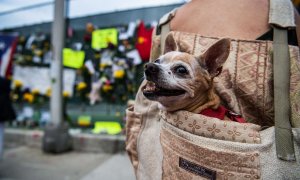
[143,81,159,92]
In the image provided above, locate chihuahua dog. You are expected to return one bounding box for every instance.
[142,33,231,115]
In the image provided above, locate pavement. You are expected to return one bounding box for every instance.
[4,128,126,153]
[0,144,135,180]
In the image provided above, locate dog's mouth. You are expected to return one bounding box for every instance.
[142,81,186,98]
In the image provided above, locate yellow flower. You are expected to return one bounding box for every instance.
[76,82,87,91]
[34,49,43,57]
[23,93,34,103]
[63,91,70,98]
[113,69,125,79]
[100,63,109,69]
[102,84,113,92]
[46,88,51,97]
[31,88,40,95]
[14,80,23,88]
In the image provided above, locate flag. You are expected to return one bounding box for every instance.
[135,21,154,61]
[0,34,17,79]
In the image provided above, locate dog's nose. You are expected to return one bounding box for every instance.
[145,63,159,75]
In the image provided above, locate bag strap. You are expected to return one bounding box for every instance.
[156,8,177,54]
[273,26,296,161]
[270,0,297,161]
[272,4,300,161]
[269,0,296,28]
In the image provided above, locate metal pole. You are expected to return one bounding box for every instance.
[43,0,72,153]
[50,0,65,125]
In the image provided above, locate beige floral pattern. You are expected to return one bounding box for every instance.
[188,120,201,133]
[290,47,300,128]
[160,110,262,144]
[160,127,261,180]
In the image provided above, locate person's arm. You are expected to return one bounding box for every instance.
[170,0,269,40]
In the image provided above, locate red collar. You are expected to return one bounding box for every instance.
[200,106,246,123]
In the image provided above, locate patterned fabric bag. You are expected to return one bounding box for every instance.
[126,0,300,179]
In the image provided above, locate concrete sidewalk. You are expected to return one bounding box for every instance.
[81,153,135,180]
[1,128,135,180]
[4,128,125,153]
[0,146,135,180]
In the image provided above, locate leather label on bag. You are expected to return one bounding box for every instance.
[179,157,216,180]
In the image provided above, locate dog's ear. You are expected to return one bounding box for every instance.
[180,40,192,54]
[199,38,231,77]
[164,33,179,53]
[164,33,192,54]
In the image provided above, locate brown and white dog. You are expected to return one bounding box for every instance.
[142,33,243,122]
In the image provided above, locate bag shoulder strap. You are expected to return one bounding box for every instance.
[156,8,177,35]
[273,26,295,161]
[269,0,296,28]
[270,0,297,161]
[156,8,177,54]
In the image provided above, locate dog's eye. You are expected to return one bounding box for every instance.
[175,66,188,74]
[154,59,160,64]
